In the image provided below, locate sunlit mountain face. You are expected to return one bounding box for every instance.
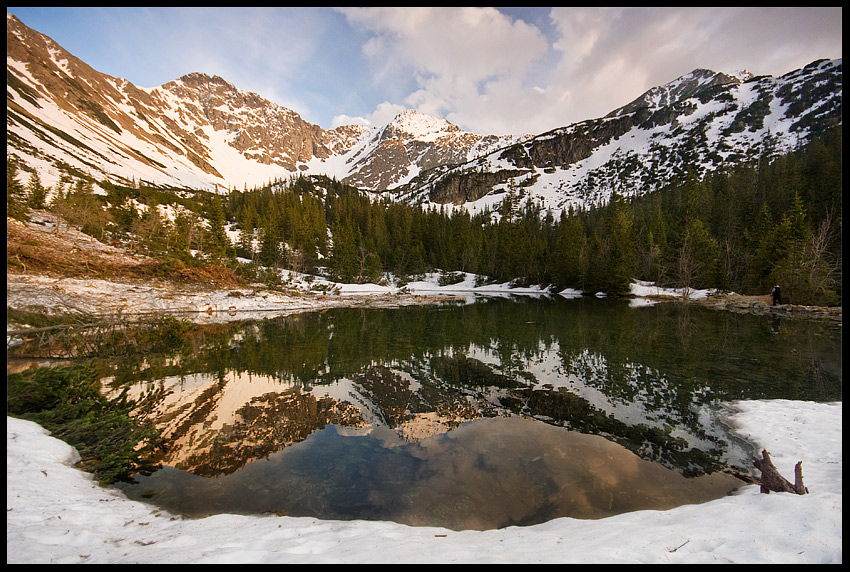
[7,14,841,217]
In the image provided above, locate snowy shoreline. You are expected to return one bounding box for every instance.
[6,399,842,564]
[6,269,577,329]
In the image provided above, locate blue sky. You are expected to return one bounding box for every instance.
[7,7,843,136]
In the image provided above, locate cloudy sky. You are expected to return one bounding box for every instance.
[8,7,842,136]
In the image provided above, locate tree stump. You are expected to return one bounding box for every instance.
[752,449,808,494]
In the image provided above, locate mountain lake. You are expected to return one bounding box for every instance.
[98,296,841,530]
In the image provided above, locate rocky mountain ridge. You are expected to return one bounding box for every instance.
[6,14,524,195]
[397,60,841,215]
[6,13,842,217]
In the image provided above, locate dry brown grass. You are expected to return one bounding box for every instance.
[7,216,148,278]
[7,215,244,289]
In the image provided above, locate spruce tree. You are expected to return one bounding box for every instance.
[678,217,721,292]
[205,194,233,264]
[330,214,360,282]
[554,213,587,289]
[605,192,637,294]
[772,192,810,304]
[238,206,256,261]
[6,156,29,221]
[259,210,282,268]
[26,171,47,210]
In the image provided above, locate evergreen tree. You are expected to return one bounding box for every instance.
[677,217,721,294]
[744,202,778,294]
[604,193,637,294]
[6,156,29,221]
[330,214,361,282]
[205,195,234,264]
[173,210,202,258]
[554,213,587,289]
[26,171,47,210]
[583,230,608,293]
[771,192,810,304]
[54,178,109,240]
[238,206,256,261]
[258,210,282,268]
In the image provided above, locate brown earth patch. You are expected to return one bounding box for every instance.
[7,214,242,289]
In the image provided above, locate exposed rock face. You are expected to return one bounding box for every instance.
[397,59,842,213]
[6,13,843,215]
[161,72,333,170]
[7,12,360,182]
[339,109,522,191]
[6,15,522,193]
[606,68,744,119]
[429,169,525,205]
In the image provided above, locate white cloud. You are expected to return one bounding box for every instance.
[10,6,842,137]
[331,101,407,130]
[343,7,548,79]
[338,6,844,136]
[367,101,408,127]
[338,7,551,135]
[331,115,370,129]
[542,7,844,127]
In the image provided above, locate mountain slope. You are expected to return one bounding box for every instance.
[395,61,842,217]
[6,13,842,216]
[318,109,525,191]
[6,14,523,194]
[7,14,351,190]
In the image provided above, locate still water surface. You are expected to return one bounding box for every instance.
[109,297,842,530]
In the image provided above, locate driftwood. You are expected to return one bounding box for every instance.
[752,449,808,495]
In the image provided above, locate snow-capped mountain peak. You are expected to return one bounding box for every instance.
[607,68,743,118]
[5,14,843,216]
[399,59,841,217]
[386,109,462,140]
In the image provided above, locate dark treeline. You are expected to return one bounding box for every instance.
[7,128,841,306]
[225,128,841,305]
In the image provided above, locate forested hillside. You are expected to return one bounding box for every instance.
[7,127,841,306]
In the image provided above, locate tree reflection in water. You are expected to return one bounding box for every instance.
[107,297,842,529]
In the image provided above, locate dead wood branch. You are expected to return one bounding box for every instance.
[723,467,760,486]
[752,449,808,495]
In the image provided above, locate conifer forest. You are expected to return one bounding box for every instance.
[7,128,842,307]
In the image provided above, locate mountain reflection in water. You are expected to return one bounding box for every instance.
[120,416,742,530]
[107,297,842,529]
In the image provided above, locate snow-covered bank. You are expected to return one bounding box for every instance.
[6,400,841,564]
[6,270,579,328]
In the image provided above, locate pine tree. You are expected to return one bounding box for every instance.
[258,209,282,268]
[238,206,256,261]
[205,194,233,264]
[55,178,109,240]
[771,192,810,304]
[677,217,721,294]
[584,230,608,293]
[6,156,29,221]
[605,192,637,294]
[330,214,360,282]
[173,210,201,258]
[744,202,778,294]
[501,178,520,224]
[553,213,587,289]
[26,171,47,210]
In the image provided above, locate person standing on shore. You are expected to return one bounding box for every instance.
[772,285,782,306]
